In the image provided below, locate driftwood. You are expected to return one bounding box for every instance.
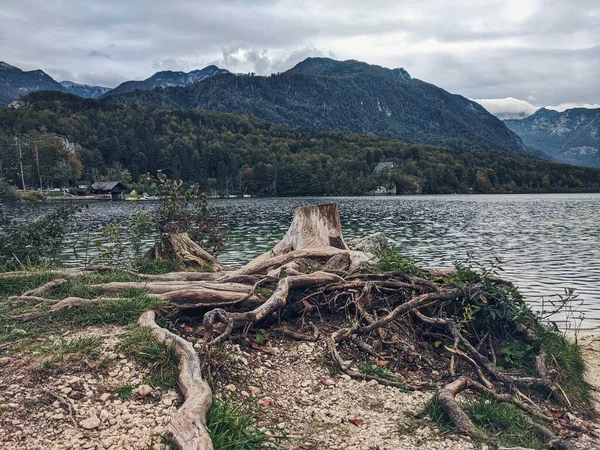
[4,203,586,449]
[139,311,213,450]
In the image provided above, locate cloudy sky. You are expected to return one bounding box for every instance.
[1,0,599,113]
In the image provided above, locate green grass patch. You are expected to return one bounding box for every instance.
[358,359,397,381]
[536,327,592,410]
[207,396,289,450]
[47,270,143,299]
[119,325,179,389]
[134,258,180,275]
[115,384,135,398]
[466,398,546,449]
[38,335,102,370]
[50,295,163,327]
[0,271,56,297]
[423,396,547,449]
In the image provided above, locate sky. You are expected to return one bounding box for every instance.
[1,0,599,115]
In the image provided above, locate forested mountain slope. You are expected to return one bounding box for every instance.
[106,57,526,155]
[1,91,598,195]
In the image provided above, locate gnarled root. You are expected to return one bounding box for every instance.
[139,310,213,450]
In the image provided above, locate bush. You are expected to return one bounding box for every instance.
[0,205,78,271]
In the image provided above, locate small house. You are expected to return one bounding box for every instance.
[374,162,394,173]
[91,181,126,200]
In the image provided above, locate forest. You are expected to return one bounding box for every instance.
[0,91,599,196]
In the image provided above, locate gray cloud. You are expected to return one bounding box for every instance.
[88,50,112,59]
[152,58,190,72]
[0,0,597,107]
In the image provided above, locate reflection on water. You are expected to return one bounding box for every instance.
[2,194,599,330]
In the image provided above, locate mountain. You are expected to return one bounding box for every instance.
[102,65,230,97]
[505,108,600,168]
[59,81,110,99]
[0,61,66,104]
[105,57,526,154]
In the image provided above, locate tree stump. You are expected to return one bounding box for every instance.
[272,203,349,254]
[146,232,223,272]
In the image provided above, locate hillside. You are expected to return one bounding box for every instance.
[506,108,600,168]
[1,91,598,195]
[105,57,527,154]
[102,65,230,97]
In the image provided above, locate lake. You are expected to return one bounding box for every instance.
[2,194,599,331]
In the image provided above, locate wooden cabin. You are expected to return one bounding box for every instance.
[90,181,126,200]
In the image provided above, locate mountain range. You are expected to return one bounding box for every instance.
[3,58,599,167]
[505,108,600,168]
[105,58,526,154]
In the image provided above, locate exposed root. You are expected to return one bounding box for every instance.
[139,310,213,450]
[23,278,69,296]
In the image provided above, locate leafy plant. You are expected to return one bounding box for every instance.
[94,219,126,266]
[0,205,79,271]
[129,207,154,256]
[254,329,267,345]
[141,171,227,254]
[376,248,424,277]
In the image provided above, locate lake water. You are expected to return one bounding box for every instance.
[2,194,599,331]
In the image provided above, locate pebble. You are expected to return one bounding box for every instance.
[136,384,153,397]
[79,417,101,430]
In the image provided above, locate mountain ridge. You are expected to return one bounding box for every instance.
[105,57,527,155]
[505,107,600,168]
[101,65,230,97]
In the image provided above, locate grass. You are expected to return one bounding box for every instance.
[207,396,289,450]
[119,325,179,389]
[358,359,397,380]
[466,398,546,449]
[47,270,143,299]
[134,258,180,275]
[423,396,547,449]
[0,270,56,297]
[536,326,592,410]
[0,270,163,348]
[35,335,102,371]
[115,384,135,398]
[51,295,163,327]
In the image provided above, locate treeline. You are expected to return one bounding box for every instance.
[0,91,599,195]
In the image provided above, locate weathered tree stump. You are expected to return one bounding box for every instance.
[145,232,223,272]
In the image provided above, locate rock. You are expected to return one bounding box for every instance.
[347,232,389,255]
[257,397,274,407]
[320,377,336,386]
[60,387,73,395]
[136,384,153,397]
[79,416,101,430]
[298,343,312,353]
[99,393,111,402]
[99,409,110,422]
[249,386,261,396]
[225,384,237,392]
